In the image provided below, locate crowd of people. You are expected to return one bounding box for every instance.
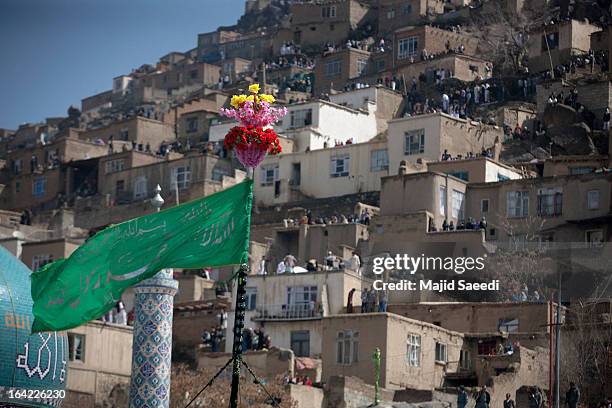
[241,327,271,352]
[346,287,388,314]
[428,217,488,233]
[100,301,129,325]
[457,383,585,408]
[282,208,372,229]
[440,148,494,161]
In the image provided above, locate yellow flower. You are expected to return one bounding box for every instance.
[230,94,247,108]
[248,83,260,94]
[246,95,255,102]
[260,94,275,104]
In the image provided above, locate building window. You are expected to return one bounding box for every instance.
[356,58,368,76]
[370,149,389,171]
[32,254,53,271]
[439,186,447,216]
[398,36,418,59]
[586,230,604,246]
[170,166,191,190]
[376,59,385,72]
[449,171,469,181]
[404,129,425,155]
[245,287,257,311]
[587,190,600,210]
[15,180,21,193]
[322,5,336,18]
[290,109,313,128]
[325,60,341,78]
[406,334,421,367]
[120,128,129,141]
[498,318,519,333]
[115,180,125,195]
[68,333,85,362]
[481,199,489,213]
[459,350,471,369]
[537,188,562,216]
[287,286,317,305]
[542,31,559,52]
[186,117,198,133]
[133,176,148,199]
[190,70,198,79]
[452,190,465,220]
[386,8,395,19]
[13,159,22,175]
[290,330,310,357]
[569,167,593,175]
[105,159,125,174]
[507,191,529,218]
[402,4,412,15]
[336,330,359,365]
[330,155,350,178]
[32,176,46,197]
[435,342,447,363]
[498,173,510,181]
[260,164,279,186]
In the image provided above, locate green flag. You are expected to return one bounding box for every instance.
[31,180,253,333]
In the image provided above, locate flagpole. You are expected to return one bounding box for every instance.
[229,167,253,408]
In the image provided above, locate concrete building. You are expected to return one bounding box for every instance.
[64,321,133,408]
[321,313,549,407]
[377,0,445,33]
[328,86,404,133]
[386,113,503,174]
[78,116,174,152]
[394,25,480,66]
[527,19,600,73]
[20,238,81,272]
[314,47,372,95]
[225,269,370,358]
[254,139,388,205]
[274,99,380,151]
[289,0,373,49]
[465,172,612,244]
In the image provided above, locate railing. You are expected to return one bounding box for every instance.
[253,303,322,321]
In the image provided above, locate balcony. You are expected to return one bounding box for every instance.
[252,303,322,321]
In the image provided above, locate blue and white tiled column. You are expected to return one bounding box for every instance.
[129,269,178,408]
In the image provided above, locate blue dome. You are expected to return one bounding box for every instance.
[0,245,68,407]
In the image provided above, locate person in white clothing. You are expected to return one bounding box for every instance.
[114,301,127,325]
[276,260,286,274]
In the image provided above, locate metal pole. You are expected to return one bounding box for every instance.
[229,262,249,408]
[543,25,555,80]
[549,299,554,407]
[229,166,254,408]
[554,271,561,408]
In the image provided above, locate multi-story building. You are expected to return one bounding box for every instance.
[377,0,445,34]
[255,139,388,205]
[527,19,600,73]
[314,47,372,95]
[321,312,549,405]
[78,116,174,151]
[387,113,503,174]
[226,269,370,358]
[289,0,374,49]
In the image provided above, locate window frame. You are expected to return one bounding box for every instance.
[451,189,465,220]
[507,191,529,218]
[398,36,419,59]
[68,333,85,362]
[587,189,600,210]
[133,176,148,200]
[406,333,421,367]
[330,155,350,178]
[370,149,389,172]
[325,60,342,78]
[435,342,447,363]
[171,166,191,190]
[32,176,47,197]
[404,129,425,155]
[336,330,359,365]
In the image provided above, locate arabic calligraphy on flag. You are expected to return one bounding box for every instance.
[31,180,253,332]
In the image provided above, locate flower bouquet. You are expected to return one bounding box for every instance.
[220,84,287,168]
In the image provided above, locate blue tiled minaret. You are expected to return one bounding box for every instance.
[129,185,178,408]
